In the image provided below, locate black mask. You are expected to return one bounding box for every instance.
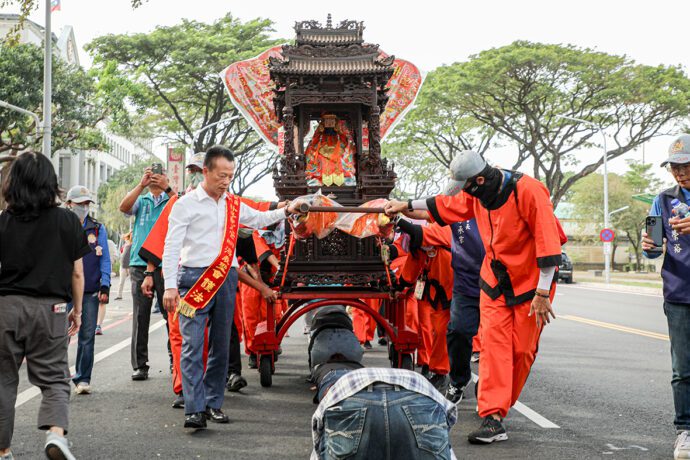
[464,165,503,207]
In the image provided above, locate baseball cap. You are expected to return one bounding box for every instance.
[66,185,93,204]
[443,150,487,196]
[187,152,205,170]
[660,134,690,167]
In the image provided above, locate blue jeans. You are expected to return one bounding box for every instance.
[664,301,690,431]
[68,292,100,384]
[447,294,480,388]
[178,266,238,415]
[320,384,452,460]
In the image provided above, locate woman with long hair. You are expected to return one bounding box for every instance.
[0,152,90,460]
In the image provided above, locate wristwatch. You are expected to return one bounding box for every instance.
[143,271,155,278]
[164,186,173,194]
[534,291,550,299]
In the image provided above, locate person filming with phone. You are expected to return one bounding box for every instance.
[119,163,176,381]
[642,134,690,460]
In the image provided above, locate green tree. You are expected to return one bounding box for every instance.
[96,160,150,236]
[0,43,106,158]
[570,161,660,271]
[86,14,282,195]
[425,41,690,206]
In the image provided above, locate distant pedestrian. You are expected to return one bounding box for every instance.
[96,239,118,335]
[65,186,111,395]
[114,232,132,301]
[119,166,175,381]
[642,134,690,460]
[0,152,89,460]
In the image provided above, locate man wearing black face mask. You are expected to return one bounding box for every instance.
[385,150,566,445]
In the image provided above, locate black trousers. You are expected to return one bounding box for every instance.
[130,266,171,371]
[227,319,242,376]
[447,293,480,388]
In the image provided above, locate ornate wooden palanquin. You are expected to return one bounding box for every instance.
[270,16,397,291]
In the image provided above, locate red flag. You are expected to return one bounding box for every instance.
[50,0,61,12]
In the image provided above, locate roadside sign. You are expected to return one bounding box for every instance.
[600,228,615,243]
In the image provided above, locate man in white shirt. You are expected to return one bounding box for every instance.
[162,145,302,429]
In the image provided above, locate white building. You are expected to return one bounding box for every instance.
[0,14,156,204]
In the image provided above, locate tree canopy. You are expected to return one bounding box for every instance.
[0,43,106,158]
[397,41,690,206]
[86,14,282,195]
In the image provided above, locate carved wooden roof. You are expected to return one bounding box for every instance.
[270,15,395,77]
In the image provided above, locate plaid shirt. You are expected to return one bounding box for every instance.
[311,368,458,460]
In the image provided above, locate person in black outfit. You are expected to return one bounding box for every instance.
[0,152,90,460]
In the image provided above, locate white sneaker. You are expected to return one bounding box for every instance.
[74,382,91,395]
[675,431,690,459]
[45,432,75,460]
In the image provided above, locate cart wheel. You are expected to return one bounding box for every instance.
[259,355,273,387]
[399,354,414,371]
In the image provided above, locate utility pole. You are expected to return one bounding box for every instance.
[42,0,52,158]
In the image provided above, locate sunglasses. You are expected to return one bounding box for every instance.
[667,163,690,173]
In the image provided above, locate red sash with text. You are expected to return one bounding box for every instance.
[177,194,241,318]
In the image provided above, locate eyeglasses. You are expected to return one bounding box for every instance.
[667,163,690,173]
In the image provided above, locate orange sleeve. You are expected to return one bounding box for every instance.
[398,252,424,288]
[139,194,178,266]
[252,231,273,262]
[240,196,275,212]
[518,179,563,267]
[426,193,476,226]
[421,223,452,248]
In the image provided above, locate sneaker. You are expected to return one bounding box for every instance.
[45,432,76,460]
[675,430,690,459]
[378,337,387,346]
[0,451,14,460]
[172,393,185,409]
[74,382,91,395]
[428,373,449,392]
[248,354,258,369]
[471,351,480,363]
[445,383,464,404]
[226,373,248,392]
[468,416,508,444]
[363,341,373,350]
[95,325,103,335]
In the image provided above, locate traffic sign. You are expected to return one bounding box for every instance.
[600,228,615,243]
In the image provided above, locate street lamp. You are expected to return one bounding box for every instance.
[0,100,41,138]
[43,0,52,158]
[557,114,610,283]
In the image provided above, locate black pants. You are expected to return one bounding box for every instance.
[447,293,480,388]
[0,296,71,448]
[227,319,242,376]
[130,266,171,371]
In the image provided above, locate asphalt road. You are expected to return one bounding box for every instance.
[9,282,676,459]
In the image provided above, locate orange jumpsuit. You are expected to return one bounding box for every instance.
[397,224,453,376]
[425,172,566,418]
[352,299,379,344]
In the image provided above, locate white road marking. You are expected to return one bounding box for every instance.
[558,284,662,298]
[15,320,165,408]
[471,373,560,429]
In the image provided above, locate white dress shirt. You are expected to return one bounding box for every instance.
[163,185,287,290]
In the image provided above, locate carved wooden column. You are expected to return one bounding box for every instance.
[367,105,383,173]
[282,106,295,173]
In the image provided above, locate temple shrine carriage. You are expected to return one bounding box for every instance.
[221,16,424,386]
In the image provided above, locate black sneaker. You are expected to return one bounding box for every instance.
[226,373,248,392]
[131,368,148,381]
[471,351,480,363]
[363,341,373,350]
[248,354,258,369]
[172,393,184,409]
[428,373,449,392]
[468,416,508,444]
[445,383,464,404]
[378,337,387,346]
